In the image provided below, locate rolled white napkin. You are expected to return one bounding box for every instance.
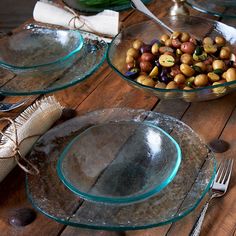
[0,96,63,182]
[33,1,120,38]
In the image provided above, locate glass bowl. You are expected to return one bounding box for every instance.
[57,120,181,204]
[0,24,83,70]
[26,108,216,230]
[0,25,108,96]
[107,16,236,102]
[186,0,236,18]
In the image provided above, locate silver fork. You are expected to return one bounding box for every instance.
[189,159,234,236]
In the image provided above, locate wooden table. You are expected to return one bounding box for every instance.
[0,1,236,235]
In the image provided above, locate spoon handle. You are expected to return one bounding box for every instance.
[130,0,173,34]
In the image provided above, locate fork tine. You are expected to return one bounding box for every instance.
[222,159,234,185]
[215,160,226,182]
[218,159,230,183]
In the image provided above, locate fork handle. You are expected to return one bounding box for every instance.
[189,201,210,236]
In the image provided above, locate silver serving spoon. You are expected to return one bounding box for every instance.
[130,0,174,34]
[0,99,29,112]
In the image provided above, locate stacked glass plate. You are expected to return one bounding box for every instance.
[26,108,216,230]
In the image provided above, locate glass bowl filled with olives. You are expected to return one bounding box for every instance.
[107,16,236,102]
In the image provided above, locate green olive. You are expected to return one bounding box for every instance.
[207,72,220,82]
[219,47,231,60]
[203,37,213,45]
[160,34,170,43]
[174,74,186,85]
[180,53,193,65]
[212,60,225,71]
[133,39,144,50]
[225,68,236,82]
[127,48,139,59]
[194,74,209,87]
[180,64,195,77]
[215,36,226,46]
[180,32,190,42]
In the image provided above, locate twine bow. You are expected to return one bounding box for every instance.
[0,118,40,175]
[64,6,113,39]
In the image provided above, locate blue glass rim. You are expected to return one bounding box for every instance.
[56,120,182,204]
[0,26,84,70]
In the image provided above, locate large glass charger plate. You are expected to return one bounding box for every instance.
[186,0,236,18]
[63,0,152,13]
[0,27,107,96]
[26,108,216,230]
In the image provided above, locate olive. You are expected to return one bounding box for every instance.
[219,47,231,60]
[172,38,181,48]
[212,60,225,71]
[160,34,170,43]
[215,36,226,46]
[174,74,186,85]
[225,68,236,82]
[203,37,213,45]
[133,39,144,50]
[140,44,152,54]
[180,64,195,77]
[194,74,209,87]
[180,53,193,65]
[180,32,190,42]
[141,53,155,62]
[181,42,196,54]
[151,43,159,55]
[140,61,153,73]
[127,48,139,59]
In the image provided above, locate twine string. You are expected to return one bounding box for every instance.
[0,117,40,175]
[64,6,112,39]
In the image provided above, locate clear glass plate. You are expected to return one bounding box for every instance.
[63,0,152,13]
[186,0,236,18]
[57,120,182,204]
[0,26,107,96]
[26,108,216,230]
